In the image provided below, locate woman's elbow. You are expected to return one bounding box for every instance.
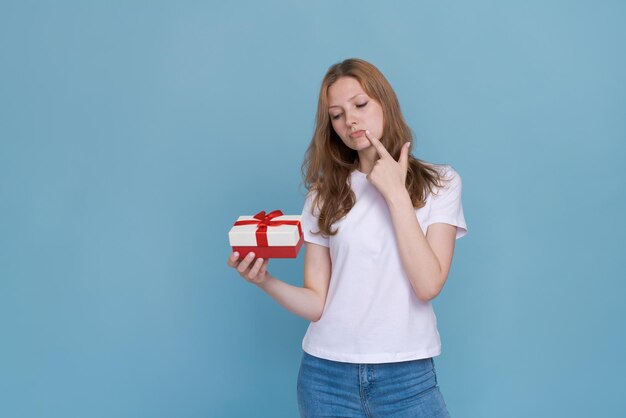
[415,292,435,303]
[310,314,323,322]
[304,299,325,322]
[415,284,444,303]
[306,311,323,322]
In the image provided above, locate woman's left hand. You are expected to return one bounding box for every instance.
[364,130,410,200]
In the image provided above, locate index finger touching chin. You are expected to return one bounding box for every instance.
[365,130,390,157]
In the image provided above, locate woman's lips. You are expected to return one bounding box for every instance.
[349,130,365,138]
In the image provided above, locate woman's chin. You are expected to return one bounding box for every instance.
[347,136,370,150]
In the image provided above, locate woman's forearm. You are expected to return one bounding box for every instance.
[385,190,444,302]
[256,275,325,322]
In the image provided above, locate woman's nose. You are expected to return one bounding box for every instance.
[345,111,358,127]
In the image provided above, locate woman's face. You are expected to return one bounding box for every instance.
[327,76,384,152]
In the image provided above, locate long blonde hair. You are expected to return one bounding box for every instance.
[302,58,448,236]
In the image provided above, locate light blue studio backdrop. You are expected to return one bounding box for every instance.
[1,1,625,417]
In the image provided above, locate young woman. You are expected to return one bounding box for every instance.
[227,58,467,417]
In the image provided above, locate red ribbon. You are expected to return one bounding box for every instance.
[233,210,303,247]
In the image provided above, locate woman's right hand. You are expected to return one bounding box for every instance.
[226,251,270,285]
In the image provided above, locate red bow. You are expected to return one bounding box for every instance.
[233,210,303,247]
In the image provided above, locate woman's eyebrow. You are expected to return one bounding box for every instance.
[329,94,367,109]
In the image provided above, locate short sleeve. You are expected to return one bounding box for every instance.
[300,191,330,248]
[424,166,468,239]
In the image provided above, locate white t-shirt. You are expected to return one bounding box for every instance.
[300,164,468,364]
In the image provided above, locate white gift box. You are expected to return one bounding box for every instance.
[228,211,304,259]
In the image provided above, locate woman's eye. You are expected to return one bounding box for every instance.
[356,102,368,108]
[331,114,342,120]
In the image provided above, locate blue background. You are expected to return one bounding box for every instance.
[1,1,625,417]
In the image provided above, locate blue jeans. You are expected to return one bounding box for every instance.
[297,351,451,418]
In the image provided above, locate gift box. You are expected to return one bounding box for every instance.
[228,210,304,259]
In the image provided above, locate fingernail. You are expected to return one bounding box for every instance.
[248,252,255,258]
[233,252,239,259]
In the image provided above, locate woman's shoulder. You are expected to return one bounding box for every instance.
[302,187,323,215]
[417,162,462,202]
[419,160,460,179]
